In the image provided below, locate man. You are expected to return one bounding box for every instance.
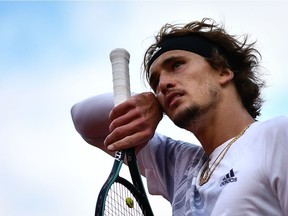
[71,18,288,215]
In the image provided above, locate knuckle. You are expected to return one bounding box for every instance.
[112,127,123,138]
[142,127,155,139]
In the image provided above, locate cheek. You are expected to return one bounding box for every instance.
[156,93,166,113]
[186,78,217,101]
[156,94,165,109]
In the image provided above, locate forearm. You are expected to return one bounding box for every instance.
[71,92,163,155]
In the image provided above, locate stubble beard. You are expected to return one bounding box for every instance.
[172,86,220,129]
[173,105,203,129]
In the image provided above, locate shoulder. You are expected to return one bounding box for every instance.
[262,115,288,125]
[250,116,288,154]
[253,116,288,133]
[239,116,288,158]
[149,133,204,155]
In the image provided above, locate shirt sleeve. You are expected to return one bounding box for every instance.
[137,133,204,202]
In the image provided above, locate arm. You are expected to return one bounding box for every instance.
[71,92,163,157]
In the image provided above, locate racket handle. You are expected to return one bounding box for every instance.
[110,48,131,106]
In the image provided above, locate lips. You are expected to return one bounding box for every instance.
[165,91,184,109]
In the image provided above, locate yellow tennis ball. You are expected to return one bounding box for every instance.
[125,197,134,208]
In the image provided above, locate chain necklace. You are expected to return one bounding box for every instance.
[199,123,252,186]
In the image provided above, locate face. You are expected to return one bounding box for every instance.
[149,50,221,129]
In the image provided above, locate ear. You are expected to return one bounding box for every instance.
[218,68,234,85]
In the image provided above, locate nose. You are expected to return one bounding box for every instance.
[158,75,176,96]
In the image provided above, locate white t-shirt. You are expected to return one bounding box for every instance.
[138,116,288,215]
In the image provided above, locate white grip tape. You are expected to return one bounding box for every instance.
[110,48,131,106]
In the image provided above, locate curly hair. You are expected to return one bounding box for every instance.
[143,18,265,119]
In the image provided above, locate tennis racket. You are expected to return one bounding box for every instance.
[95,48,154,216]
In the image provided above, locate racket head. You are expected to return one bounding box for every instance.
[96,176,149,216]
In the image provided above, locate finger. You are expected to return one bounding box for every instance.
[109,107,141,132]
[106,136,134,151]
[109,98,136,120]
[104,116,154,150]
[106,110,151,144]
[106,130,151,151]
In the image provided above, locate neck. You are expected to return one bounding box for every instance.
[188,105,255,156]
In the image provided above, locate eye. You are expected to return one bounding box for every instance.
[172,61,184,70]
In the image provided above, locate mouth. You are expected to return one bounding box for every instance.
[165,91,184,109]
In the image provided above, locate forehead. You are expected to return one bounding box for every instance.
[148,50,200,76]
[149,50,187,72]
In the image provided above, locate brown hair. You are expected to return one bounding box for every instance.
[143,18,265,119]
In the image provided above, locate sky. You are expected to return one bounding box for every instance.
[0,1,288,215]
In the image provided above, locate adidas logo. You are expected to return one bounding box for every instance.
[220,169,237,187]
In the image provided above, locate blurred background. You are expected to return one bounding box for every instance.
[1,1,287,215]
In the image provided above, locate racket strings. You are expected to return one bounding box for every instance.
[104,182,144,216]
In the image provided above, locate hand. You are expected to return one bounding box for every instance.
[104,92,163,152]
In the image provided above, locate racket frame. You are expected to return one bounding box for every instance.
[95,48,154,216]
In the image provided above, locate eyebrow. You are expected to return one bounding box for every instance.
[160,55,185,69]
[149,55,185,79]
[148,55,186,89]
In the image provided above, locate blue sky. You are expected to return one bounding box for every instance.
[1,1,288,215]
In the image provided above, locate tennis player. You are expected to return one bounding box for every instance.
[71,18,288,215]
